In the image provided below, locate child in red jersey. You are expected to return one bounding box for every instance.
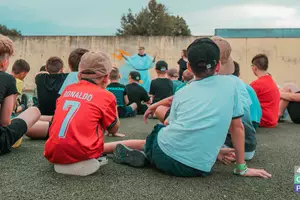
[250,54,280,128]
[44,51,120,176]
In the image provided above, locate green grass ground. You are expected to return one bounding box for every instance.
[1,116,299,200]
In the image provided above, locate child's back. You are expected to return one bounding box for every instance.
[36,57,67,115]
[250,75,279,127]
[250,54,279,127]
[150,77,173,103]
[107,82,127,106]
[45,80,116,164]
[245,83,262,127]
[126,82,150,114]
[159,75,243,172]
[150,60,173,103]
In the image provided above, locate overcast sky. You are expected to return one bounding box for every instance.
[1,0,300,36]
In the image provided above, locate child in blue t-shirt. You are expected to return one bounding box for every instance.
[58,48,89,95]
[232,61,262,129]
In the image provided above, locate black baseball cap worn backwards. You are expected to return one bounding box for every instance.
[129,71,141,82]
[187,38,220,69]
[155,60,168,72]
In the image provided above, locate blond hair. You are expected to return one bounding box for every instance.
[0,34,14,57]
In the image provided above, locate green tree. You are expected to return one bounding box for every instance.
[0,24,21,36]
[117,0,191,36]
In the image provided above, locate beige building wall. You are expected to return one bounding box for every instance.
[7,36,300,90]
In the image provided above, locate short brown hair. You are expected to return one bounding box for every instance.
[0,35,14,57]
[46,57,64,74]
[68,48,89,71]
[109,67,120,80]
[252,54,269,71]
[12,59,30,74]
[183,69,194,82]
[182,49,187,58]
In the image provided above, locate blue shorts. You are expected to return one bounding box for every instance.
[144,124,209,177]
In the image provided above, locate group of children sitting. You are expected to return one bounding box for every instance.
[1,33,300,178]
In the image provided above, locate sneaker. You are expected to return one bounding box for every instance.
[278,115,285,123]
[54,159,100,176]
[12,138,23,148]
[98,154,108,166]
[113,144,147,167]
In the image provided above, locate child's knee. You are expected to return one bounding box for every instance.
[27,107,41,117]
[155,105,165,115]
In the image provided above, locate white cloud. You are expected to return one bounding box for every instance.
[182,4,300,35]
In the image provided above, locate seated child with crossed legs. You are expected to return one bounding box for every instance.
[106,67,137,119]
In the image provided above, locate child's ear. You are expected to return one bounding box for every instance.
[187,62,193,73]
[103,75,109,83]
[2,58,9,68]
[215,61,221,73]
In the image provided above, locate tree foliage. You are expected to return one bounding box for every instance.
[117,0,191,36]
[0,24,21,36]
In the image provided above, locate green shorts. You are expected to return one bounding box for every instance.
[144,124,209,177]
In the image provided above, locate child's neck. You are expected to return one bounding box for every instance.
[256,70,269,78]
[157,74,166,78]
[11,73,22,80]
[110,80,119,83]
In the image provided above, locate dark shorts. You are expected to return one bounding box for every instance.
[137,104,148,115]
[0,118,28,155]
[46,121,52,139]
[287,101,300,124]
[118,106,136,118]
[144,124,209,177]
[164,108,171,121]
[252,121,259,130]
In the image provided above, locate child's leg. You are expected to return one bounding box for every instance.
[104,140,146,153]
[279,86,292,116]
[16,107,41,129]
[279,99,289,117]
[39,115,53,122]
[0,107,40,154]
[155,106,170,123]
[26,120,50,139]
[129,103,137,111]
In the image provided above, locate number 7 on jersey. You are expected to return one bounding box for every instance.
[58,100,80,138]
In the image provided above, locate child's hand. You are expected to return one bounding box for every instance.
[217,148,235,165]
[105,132,125,137]
[164,119,169,126]
[242,168,272,179]
[144,108,155,124]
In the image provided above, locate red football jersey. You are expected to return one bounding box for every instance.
[250,75,280,128]
[44,80,117,164]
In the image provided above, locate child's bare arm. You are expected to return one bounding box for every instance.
[150,96,173,110]
[107,119,120,135]
[0,94,17,125]
[124,95,129,105]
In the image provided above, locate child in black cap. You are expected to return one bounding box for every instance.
[126,71,151,115]
[149,60,173,104]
